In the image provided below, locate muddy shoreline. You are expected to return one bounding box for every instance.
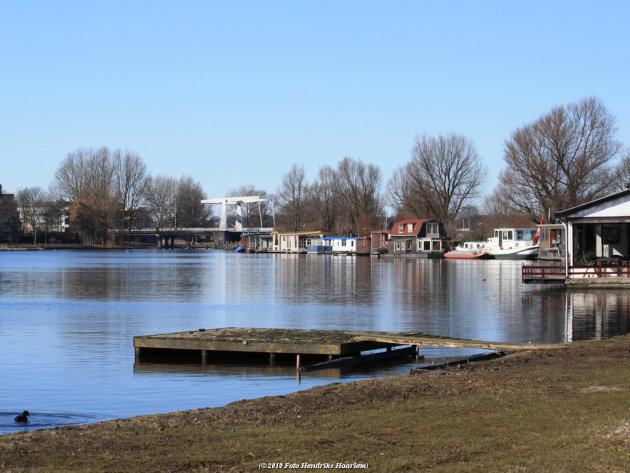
[2,335,630,472]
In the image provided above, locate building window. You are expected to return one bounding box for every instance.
[407,223,414,232]
[399,224,405,233]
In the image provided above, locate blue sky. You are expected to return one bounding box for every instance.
[2,1,629,208]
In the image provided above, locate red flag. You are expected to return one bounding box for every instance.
[533,217,543,244]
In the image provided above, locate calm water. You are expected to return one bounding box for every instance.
[2,249,630,434]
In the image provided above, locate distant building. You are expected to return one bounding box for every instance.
[0,184,22,242]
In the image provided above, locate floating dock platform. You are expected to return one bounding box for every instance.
[134,327,556,372]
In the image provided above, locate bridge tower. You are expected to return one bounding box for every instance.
[201,196,275,231]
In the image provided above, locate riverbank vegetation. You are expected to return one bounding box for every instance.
[3,96,630,246]
[1,334,630,472]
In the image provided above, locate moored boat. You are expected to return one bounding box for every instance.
[486,228,539,260]
[444,241,493,259]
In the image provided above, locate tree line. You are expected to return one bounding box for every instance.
[9,96,630,245]
[275,97,630,238]
[13,147,210,245]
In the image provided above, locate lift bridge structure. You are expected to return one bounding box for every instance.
[112,196,275,248]
[201,195,275,232]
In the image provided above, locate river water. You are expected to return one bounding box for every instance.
[2,249,630,434]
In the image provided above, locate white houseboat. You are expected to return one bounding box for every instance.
[486,228,539,259]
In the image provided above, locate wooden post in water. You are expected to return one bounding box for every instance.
[201,350,207,364]
[296,354,301,370]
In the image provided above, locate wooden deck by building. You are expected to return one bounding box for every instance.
[134,327,558,372]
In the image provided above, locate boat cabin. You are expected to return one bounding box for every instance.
[320,236,370,255]
[271,231,329,253]
[489,228,537,248]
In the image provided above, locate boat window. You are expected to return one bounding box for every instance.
[516,230,523,240]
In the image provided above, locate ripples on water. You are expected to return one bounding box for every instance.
[0,412,108,434]
[2,249,630,434]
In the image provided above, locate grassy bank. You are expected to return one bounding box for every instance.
[1,335,630,472]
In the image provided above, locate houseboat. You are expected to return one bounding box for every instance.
[370,230,390,257]
[306,236,332,254]
[388,219,449,258]
[523,187,630,285]
[486,228,539,260]
[271,231,329,253]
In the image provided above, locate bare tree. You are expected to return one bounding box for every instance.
[145,175,177,228]
[68,186,119,245]
[53,147,116,202]
[335,157,383,235]
[389,133,484,225]
[276,164,307,231]
[500,96,621,218]
[613,147,630,192]
[16,186,48,245]
[175,176,210,228]
[114,150,149,238]
[307,165,341,232]
[386,166,432,219]
[41,199,67,243]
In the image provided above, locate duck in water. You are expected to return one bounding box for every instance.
[14,411,30,423]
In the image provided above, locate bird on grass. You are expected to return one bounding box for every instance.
[14,411,30,423]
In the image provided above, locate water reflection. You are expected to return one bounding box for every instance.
[3,249,630,434]
[566,290,630,341]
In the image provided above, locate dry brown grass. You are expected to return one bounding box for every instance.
[2,335,630,472]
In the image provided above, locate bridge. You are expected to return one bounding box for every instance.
[112,226,274,248]
[110,196,276,248]
[201,195,275,231]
